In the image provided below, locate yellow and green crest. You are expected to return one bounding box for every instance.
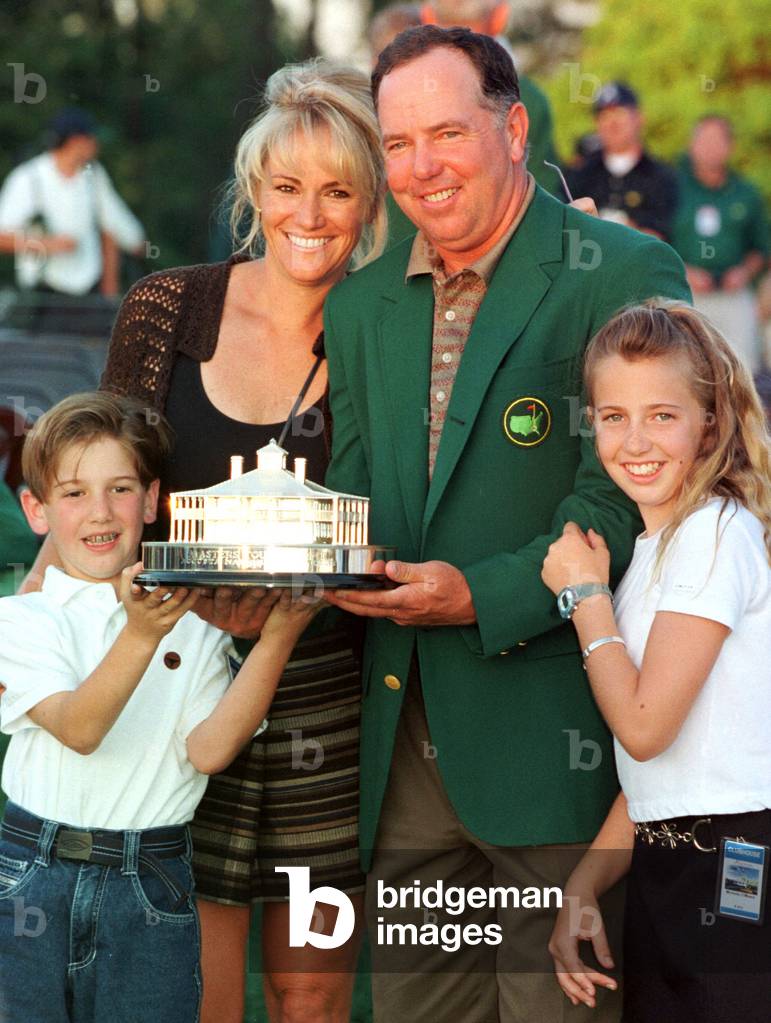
[503,396,551,447]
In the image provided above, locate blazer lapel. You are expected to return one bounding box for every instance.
[422,189,565,538]
[376,273,434,551]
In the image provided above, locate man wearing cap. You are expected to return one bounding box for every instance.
[0,107,145,296]
[325,26,690,1022]
[566,82,678,241]
[670,115,769,373]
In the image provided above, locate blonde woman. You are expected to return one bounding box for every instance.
[98,59,387,1022]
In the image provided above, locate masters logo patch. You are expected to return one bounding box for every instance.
[503,396,551,447]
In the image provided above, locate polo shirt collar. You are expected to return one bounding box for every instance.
[42,564,120,607]
[405,174,536,284]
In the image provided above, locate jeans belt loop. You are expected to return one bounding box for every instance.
[34,819,60,868]
[121,830,141,877]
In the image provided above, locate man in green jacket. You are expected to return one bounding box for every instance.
[670,114,769,374]
[325,26,690,1021]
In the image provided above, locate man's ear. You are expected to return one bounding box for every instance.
[19,488,51,536]
[487,3,511,36]
[506,102,528,165]
[143,479,160,525]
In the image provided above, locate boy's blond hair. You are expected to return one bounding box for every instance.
[22,392,173,502]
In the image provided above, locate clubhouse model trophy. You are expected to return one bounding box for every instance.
[138,440,394,589]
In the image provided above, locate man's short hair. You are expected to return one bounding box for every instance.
[371,25,519,119]
[694,113,734,139]
[22,391,173,502]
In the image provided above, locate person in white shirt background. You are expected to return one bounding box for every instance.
[0,107,145,297]
[541,300,771,1022]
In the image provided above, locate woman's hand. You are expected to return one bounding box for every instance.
[260,586,324,642]
[121,563,201,645]
[541,523,610,595]
[548,889,617,1008]
[193,586,280,639]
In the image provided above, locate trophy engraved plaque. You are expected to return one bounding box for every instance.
[137,440,394,589]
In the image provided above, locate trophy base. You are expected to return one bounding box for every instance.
[134,570,389,590]
[137,542,396,590]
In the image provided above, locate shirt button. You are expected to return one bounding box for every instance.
[435,390,446,403]
[384,674,401,691]
[445,310,456,321]
[442,352,452,364]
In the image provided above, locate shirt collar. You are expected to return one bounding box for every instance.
[42,564,120,607]
[405,174,536,284]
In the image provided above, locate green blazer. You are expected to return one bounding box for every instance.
[325,187,691,864]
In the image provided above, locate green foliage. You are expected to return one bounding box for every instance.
[541,0,770,204]
[0,0,289,283]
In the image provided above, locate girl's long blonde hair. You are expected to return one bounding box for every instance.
[584,299,771,569]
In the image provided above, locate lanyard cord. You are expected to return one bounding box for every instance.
[277,353,324,450]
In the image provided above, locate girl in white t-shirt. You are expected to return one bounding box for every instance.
[541,300,771,1022]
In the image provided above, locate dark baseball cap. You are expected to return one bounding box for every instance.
[47,107,98,146]
[593,82,639,114]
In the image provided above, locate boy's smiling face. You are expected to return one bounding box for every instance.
[22,436,159,591]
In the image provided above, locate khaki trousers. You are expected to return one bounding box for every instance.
[366,671,624,1023]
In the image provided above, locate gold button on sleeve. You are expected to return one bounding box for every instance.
[384,674,401,691]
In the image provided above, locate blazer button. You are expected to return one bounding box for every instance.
[500,650,510,656]
[517,641,528,647]
[384,674,401,691]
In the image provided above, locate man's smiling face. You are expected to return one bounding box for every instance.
[378,46,526,269]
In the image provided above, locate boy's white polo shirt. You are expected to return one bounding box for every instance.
[0,566,236,830]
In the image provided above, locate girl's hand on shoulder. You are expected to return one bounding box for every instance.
[120,562,201,644]
[548,889,617,1008]
[541,523,610,595]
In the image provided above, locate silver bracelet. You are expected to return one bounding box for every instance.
[582,635,626,664]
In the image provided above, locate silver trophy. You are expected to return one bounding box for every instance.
[137,440,394,589]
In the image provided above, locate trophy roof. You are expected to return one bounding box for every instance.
[170,440,368,502]
[172,468,339,500]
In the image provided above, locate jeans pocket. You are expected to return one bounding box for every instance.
[131,856,197,924]
[0,850,39,898]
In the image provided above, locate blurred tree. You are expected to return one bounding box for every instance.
[542,0,770,204]
[0,0,289,285]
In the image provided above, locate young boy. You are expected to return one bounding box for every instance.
[0,392,318,1022]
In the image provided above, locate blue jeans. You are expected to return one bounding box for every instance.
[0,803,201,1023]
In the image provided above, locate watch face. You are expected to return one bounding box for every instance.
[558,588,576,618]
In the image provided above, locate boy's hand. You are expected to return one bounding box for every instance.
[120,562,201,644]
[548,891,617,1008]
[541,523,610,595]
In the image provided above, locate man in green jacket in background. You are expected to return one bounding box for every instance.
[325,26,690,1022]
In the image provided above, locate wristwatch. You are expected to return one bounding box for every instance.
[557,583,612,620]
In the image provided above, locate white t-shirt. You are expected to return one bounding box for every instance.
[0,566,235,829]
[0,153,144,293]
[613,498,771,821]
